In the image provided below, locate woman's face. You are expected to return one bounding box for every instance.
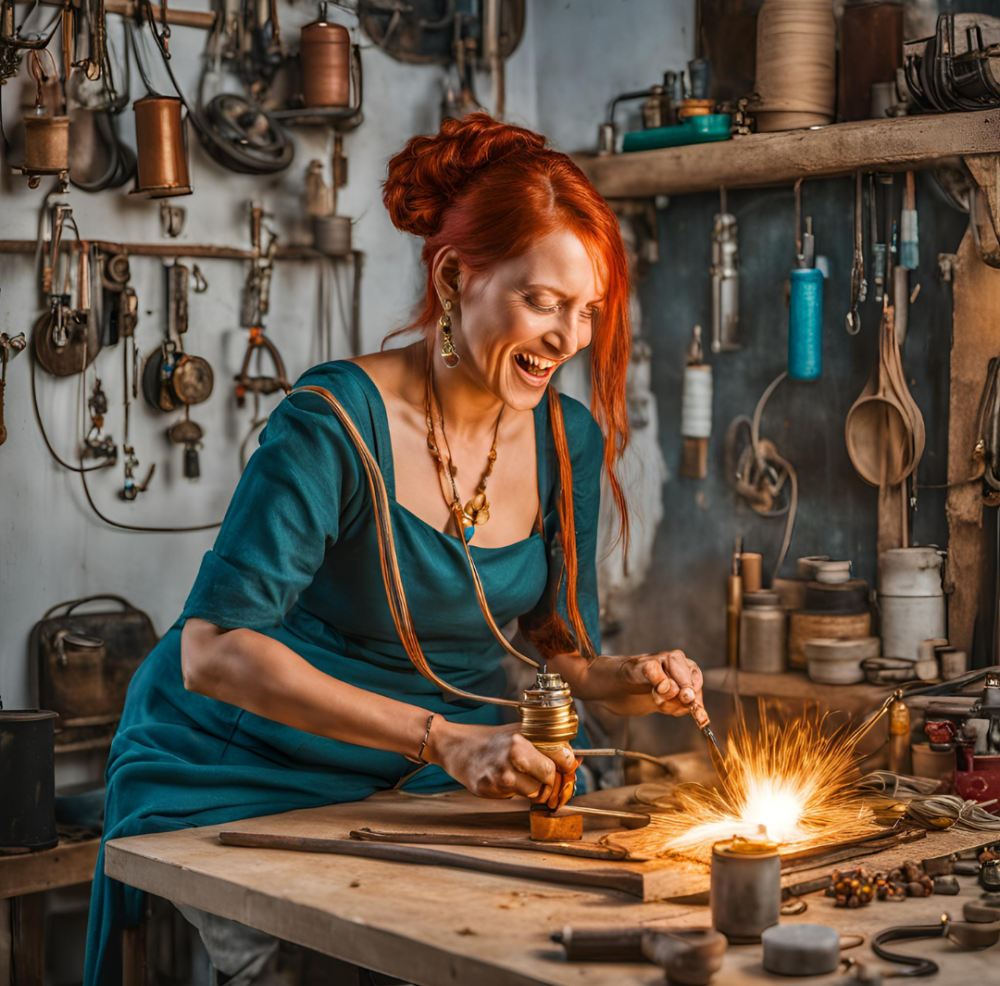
[439,228,605,411]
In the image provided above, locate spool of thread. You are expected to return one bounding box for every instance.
[132,96,191,198]
[752,0,836,132]
[681,364,712,480]
[740,552,762,593]
[300,16,351,108]
[681,365,712,438]
[788,268,823,381]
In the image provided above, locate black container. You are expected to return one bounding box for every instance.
[0,710,58,850]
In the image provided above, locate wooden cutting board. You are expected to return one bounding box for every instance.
[217,788,711,902]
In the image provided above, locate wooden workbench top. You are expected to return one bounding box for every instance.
[105,789,1000,985]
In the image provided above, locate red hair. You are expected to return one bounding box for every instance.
[383,113,631,657]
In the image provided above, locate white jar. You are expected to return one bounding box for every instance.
[880,595,946,662]
[878,547,945,597]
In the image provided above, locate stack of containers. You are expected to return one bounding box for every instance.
[788,558,873,670]
[878,548,947,662]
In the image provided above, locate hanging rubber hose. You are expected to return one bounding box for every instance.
[724,372,799,584]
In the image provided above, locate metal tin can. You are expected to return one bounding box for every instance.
[132,96,192,198]
[739,591,787,674]
[0,710,58,850]
[23,115,70,174]
[711,836,781,942]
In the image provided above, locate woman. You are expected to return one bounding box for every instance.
[84,113,704,985]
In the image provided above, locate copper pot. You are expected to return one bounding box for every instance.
[132,96,192,198]
[23,114,69,174]
[300,17,351,107]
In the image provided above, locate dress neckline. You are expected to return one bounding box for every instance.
[337,360,547,553]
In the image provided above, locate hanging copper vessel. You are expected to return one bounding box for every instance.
[300,8,351,107]
[23,113,70,179]
[131,96,192,198]
[22,50,69,187]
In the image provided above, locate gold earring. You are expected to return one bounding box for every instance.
[439,299,460,369]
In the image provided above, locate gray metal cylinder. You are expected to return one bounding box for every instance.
[739,592,787,673]
[710,839,781,943]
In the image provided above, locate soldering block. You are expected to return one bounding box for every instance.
[762,924,840,976]
[529,806,583,842]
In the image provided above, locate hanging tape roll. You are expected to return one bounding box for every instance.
[681,365,712,439]
[788,268,823,381]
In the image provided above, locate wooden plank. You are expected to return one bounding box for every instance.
[0,898,10,986]
[0,838,100,900]
[176,790,705,902]
[947,228,1000,658]
[704,667,893,718]
[574,111,1000,198]
[122,919,147,986]
[104,792,1000,986]
[10,893,44,986]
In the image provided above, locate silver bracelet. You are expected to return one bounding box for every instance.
[404,713,436,765]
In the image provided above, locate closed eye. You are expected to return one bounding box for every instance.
[525,296,561,313]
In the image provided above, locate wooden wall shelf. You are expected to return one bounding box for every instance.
[573,110,1000,198]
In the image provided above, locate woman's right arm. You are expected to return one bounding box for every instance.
[181,618,577,806]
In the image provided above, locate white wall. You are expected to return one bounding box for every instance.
[0,0,692,719]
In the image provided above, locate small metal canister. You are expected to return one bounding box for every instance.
[23,114,70,175]
[300,11,351,108]
[739,590,787,674]
[711,836,781,942]
[132,96,192,198]
[0,710,58,850]
[313,214,352,256]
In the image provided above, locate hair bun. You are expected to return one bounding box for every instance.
[383,113,547,238]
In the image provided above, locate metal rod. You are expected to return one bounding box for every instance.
[12,0,217,29]
[0,239,359,263]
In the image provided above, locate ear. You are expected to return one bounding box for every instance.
[430,247,463,306]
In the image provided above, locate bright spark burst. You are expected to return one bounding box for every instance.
[613,704,879,863]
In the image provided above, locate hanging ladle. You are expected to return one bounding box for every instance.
[845,300,915,487]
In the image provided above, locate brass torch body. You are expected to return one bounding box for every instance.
[518,673,579,752]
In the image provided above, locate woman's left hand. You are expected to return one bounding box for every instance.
[612,650,705,717]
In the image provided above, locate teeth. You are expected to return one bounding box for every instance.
[518,353,556,372]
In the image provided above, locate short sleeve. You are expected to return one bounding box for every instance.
[555,398,604,657]
[181,380,361,631]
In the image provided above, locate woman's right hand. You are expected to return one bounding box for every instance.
[426,720,578,810]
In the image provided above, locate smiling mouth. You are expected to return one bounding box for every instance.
[514,352,560,379]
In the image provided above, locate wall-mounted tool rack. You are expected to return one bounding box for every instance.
[0,238,364,354]
[574,110,1000,198]
[0,240,340,262]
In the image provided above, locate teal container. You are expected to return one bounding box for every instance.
[788,268,823,381]
[622,114,731,153]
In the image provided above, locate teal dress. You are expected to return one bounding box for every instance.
[83,360,603,985]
